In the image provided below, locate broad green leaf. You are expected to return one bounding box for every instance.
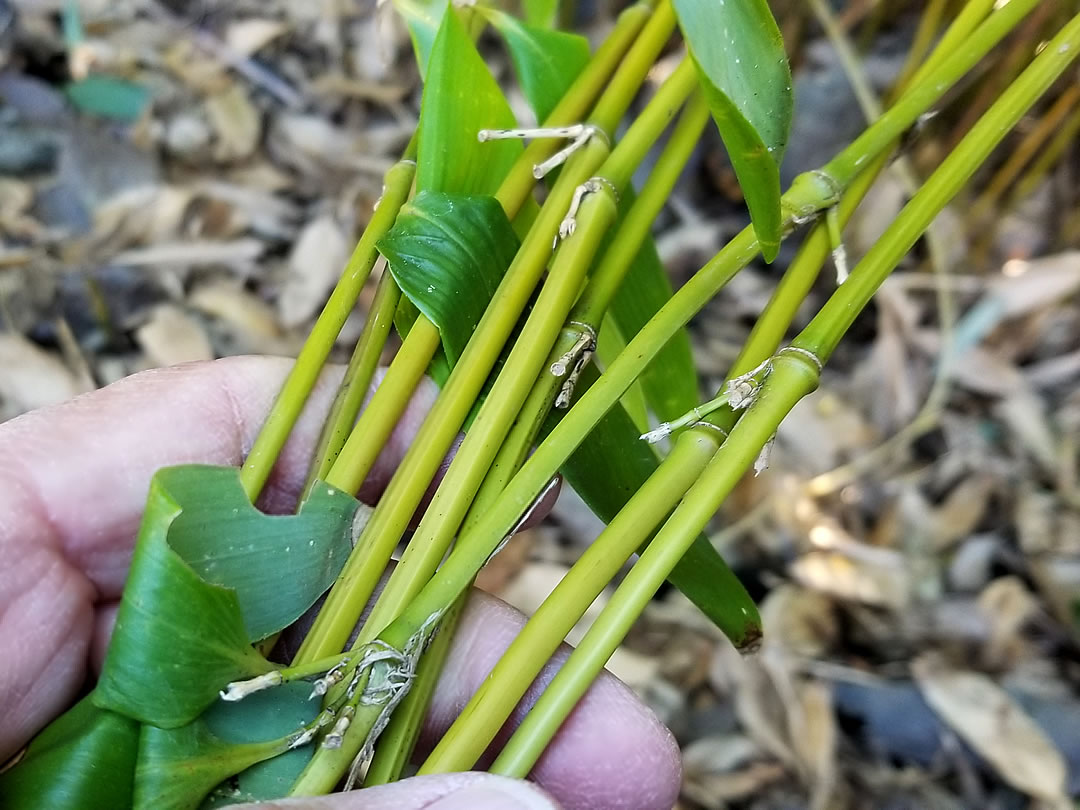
[380,191,520,366]
[164,467,363,640]
[205,684,319,805]
[418,7,521,195]
[523,0,560,28]
[481,8,590,123]
[546,365,762,649]
[95,474,272,727]
[0,693,138,810]
[65,75,150,121]
[673,0,792,261]
[96,465,362,727]
[136,685,316,810]
[596,313,649,432]
[390,0,447,76]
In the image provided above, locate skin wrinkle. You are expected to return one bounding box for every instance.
[0,357,681,809]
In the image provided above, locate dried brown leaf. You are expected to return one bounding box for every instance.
[206,83,262,162]
[224,19,289,57]
[278,215,349,328]
[912,654,1068,804]
[0,334,87,416]
[135,305,215,367]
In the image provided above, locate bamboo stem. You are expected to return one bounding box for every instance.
[238,157,416,501]
[419,428,721,774]
[495,20,1080,772]
[304,263,402,494]
[357,64,698,644]
[293,0,677,667]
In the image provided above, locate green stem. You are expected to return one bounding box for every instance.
[294,138,611,665]
[238,157,416,501]
[467,90,710,516]
[490,350,822,776]
[317,3,657,495]
[377,0,1039,614]
[294,3,682,666]
[357,185,620,644]
[419,427,721,774]
[586,0,677,135]
[796,11,1080,362]
[324,319,442,495]
[492,15,1080,772]
[886,0,948,103]
[357,64,697,644]
[363,593,466,786]
[495,0,657,215]
[304,264,402,493]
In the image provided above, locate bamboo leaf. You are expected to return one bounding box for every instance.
[389,0,448,76]
[96,465,362,727]
[523,0,560,28]
[673,0,792,261]
[135,687,313,810]
[419,7,521,195]
[204,683,320,805]
[547,366,762,648]
[607,193,699,422]
[165,467,363,640]
[135,683,318,810]
[0,693,138,810]
[380,191,520,366]
[481,8,590,122]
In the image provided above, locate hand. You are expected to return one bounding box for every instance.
[0,356,681,810]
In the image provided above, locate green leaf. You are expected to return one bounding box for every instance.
[96,465,362,727]
[604,192,699,423]
[481,8,590,123]
[164,467,363,640]
[380,191,520,367]
[389,0,448,76]
[204,684,319,805]
[0,693,139,810]
[672,0,792,261]
[547,365,762,649]
[136,684,316,810]
[418,7,521,195]
[65,75,150,122]
[523,0,560,28]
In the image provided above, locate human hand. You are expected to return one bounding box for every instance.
[0,356,681,809]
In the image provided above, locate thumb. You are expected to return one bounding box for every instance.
[236,772,560,810]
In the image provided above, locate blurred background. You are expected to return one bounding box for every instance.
[0,0,1078,807]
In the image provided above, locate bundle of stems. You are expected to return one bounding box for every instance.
[22,0,1071,805]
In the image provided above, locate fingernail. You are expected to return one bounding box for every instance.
[426,783,557,810]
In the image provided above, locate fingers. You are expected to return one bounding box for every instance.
[420,591,682,810]
[237,773,558,810]
[0,356,437,598]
